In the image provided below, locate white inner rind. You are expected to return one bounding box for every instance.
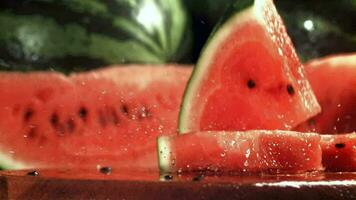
[157,136,171,173]
[307,54,356,69]
[179,0,269,134]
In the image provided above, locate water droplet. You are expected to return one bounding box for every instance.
[230,140,236,146]
[277,115,284,119]
[278,48,283,56]
[220,152,226,157]
[244,160,249,167]
[245,149,251,158]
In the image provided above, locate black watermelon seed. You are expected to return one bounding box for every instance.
[27,170,39,176]
[163,174,173,181]
[99,166,112,175]
[120,104,129,115]
[307,119,316,126]
[287,84,295,95]
[335,143,346,149]
[23,108,34,122]
[247,79,256,89]
[50,113,59,128]
[78,107,88,121]
[139,106,151,119]
[192,174,204,182]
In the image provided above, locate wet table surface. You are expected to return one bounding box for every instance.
[0,169,356,199]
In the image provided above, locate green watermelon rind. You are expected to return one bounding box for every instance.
[178,0,265,134]
[0,151,28,170]
[157,136,172,173]
[0,0,191,71]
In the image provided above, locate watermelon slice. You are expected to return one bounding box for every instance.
[158,130,322,174]
[178,0,320,133]
[295,54,356,134]
[0,65,191,170]
[321,133,356,172]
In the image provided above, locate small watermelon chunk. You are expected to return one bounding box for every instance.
[158,130,322,174]
[295,54,356,134]
[321,134,356,172]
[179,0,320,133]
[0,65,191,170]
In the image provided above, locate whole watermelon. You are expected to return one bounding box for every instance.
[184,0,356,62]
[0,0,191,72]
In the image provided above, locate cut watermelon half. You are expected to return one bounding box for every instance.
[295,54,356,134]
[158,130,322,174]
[179,0,320,133]
[321,133,356,172]
[0,65,191,170]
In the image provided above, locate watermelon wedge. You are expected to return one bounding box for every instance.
[0,65,191,170]
[321,133,356,172]
[179,0,320,133]
[158,130,322,174]
[295,54,356,134]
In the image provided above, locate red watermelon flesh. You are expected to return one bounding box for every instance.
[295,54,356,134]
[321,133,356,172]
[0,65,192,170]
[158,130,322,174]
[179,0,320,133]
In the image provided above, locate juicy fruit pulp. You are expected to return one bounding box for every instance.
[321,134,356,172]
[295,54,356,134]
[0,65,191,170]
[158,130,322,174]
[179,0,320,133]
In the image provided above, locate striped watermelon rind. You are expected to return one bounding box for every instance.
[0,0,191,71]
